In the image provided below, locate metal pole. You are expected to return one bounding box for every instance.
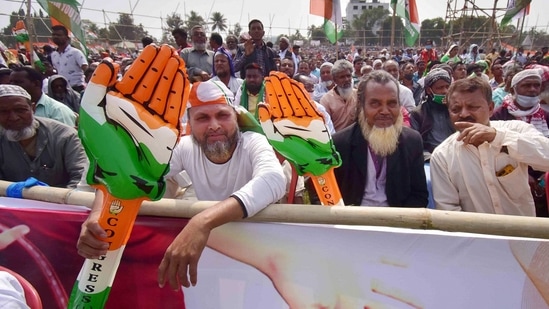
[25,0,34,65]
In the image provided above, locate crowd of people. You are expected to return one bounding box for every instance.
[2,17,549,300]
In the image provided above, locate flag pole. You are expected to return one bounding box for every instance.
[25,0,34,66]
[391,1,396,54]
[335,20,339,58]
[515,5,528,54]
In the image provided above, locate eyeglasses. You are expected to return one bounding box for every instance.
[192,33,206,37]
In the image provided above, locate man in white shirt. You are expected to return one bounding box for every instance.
[50,25,88,92]
[431,77,549,216]
[382,60,416,112]
[77,80,286,289]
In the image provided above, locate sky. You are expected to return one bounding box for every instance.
[1,0,548,41]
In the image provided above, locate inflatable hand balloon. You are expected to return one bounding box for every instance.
[68,44,189,308]
[258,72,344,206]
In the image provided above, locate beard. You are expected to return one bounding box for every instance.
[358,110,403,157]
[192,129,240,163]
[321,80,333,88]
[194,42,206,51]
[3,118,39,142]
[337,82,354,100]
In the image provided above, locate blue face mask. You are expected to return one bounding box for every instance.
[425,45,432,50]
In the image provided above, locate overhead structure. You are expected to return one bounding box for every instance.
[443,0,510,50]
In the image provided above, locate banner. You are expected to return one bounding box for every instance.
[391,0,420,47]
[36,0,88,56]
[501,0,532,27]
[309,0,343,44]
[1,197,549,308]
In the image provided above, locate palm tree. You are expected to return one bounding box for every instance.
[185,11,205,30]
[166,12,184,31]
[210,12,227,33]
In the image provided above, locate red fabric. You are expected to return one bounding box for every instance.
[0,206,187,309]
[420,49,438,64]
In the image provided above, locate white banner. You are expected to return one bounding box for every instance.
[187,222,549,309]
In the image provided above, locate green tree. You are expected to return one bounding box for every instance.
[290,29,305,42]
[228,23,242,36]
[185,11,205,30]
[351,7,390,46]
[210,12,227,32]
[307,24,331,44]
[165,12,184,31]
[420,17,446,46]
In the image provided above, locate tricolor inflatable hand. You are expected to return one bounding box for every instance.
[258,72,344,206]
[69,44,189,308]
[258,72,341,176]
[79,44,189,200]
[12,20,29,45]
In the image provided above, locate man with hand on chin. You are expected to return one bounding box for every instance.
[431,77,549,216]
[312,62,335,102]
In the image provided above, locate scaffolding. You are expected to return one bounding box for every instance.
[443,0,510,51]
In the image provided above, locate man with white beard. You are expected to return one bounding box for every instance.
[319,60,357,132]
[180,25,214,82]
[0,84,87,188]
[312,62,335,102]
[332,71,428,207]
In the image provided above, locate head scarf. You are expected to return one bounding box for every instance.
[212,47,236,78]
[511,69,541,88]
[525,64,549,83]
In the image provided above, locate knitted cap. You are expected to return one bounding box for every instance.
[424,68,451,88]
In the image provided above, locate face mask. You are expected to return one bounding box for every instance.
[404,73,414,80]
[425,45,432,50]
[432,94,446,104]
[515,94,540,108]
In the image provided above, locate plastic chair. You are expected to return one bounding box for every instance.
[0,266,43,309]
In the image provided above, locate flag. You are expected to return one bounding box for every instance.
[12,20,46,72]
[391,0,420,47]
[500,0,531,27]
[36,0,88,56]
[310,0,342,44]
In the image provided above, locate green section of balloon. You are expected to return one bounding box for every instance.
[236,107,264,134]
[78,109,168,200]
[268,136,341,176]
[68,283,111,308]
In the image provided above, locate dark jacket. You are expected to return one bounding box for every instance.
[234,42,277,77]
[333,123,428,207]
[410,99,455,154]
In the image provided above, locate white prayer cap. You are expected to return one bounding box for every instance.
[0,84,31,101]
[511,68,541,88]
[320,62,333,69]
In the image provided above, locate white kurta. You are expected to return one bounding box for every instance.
[167,131,286,217]
[431,120,549,216]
